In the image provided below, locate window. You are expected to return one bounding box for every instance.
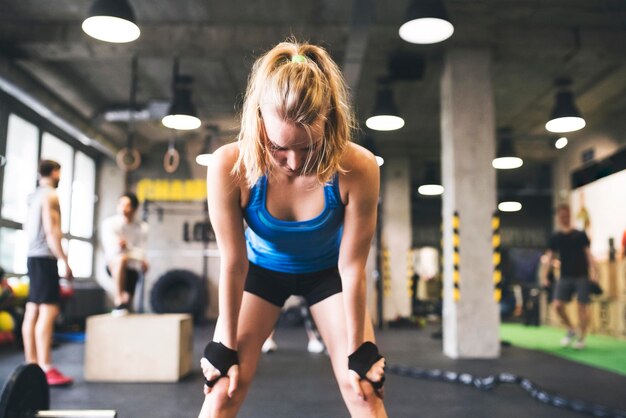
[68,151,95,278]
[1,114,39,223]
[70,151,95,238]
[68,239,93,278]
[41,132,74,233]
[0,110,98,279]
[0,228,28,275]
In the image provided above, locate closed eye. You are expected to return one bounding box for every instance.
[268,140,287,151]
[268,139,315,153]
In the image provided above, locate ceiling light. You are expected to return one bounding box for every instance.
[546,78,585,133]
[492,157,523,170]
[162,67,201,130]
[555,137,568,149]
[375,156,385,167]
[366,80,404,131]
[498,201,522,212]
[418,164,443,196]
[399,0,454,44]
[82,0,140,43]
[196,154,212,166]
[418,184,444,196]
[492,128,523,169]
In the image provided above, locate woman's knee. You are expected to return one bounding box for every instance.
[208,375,252,411]
[346,387,382,416]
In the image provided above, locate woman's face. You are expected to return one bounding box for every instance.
[260,105,324,176]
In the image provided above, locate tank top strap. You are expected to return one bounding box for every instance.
[246,176,266,209]
[325,173,342,208]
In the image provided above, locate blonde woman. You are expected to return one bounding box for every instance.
[199,40,387,418]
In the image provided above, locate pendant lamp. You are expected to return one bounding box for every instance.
[162,59,201,130]
[418,164,444,196]
[545,78,585,133]
[492,128,523,170]
[82,0,140,43]
[366,80,404,131]
[399,0,454,44]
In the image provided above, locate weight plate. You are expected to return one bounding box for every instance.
[0,364,49,418]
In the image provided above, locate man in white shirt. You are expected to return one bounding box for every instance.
[101,192,148,316]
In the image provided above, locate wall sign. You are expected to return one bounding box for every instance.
[136,179,206,202]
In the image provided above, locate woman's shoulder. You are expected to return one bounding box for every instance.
[339,142,378,177]
[209,142,241,174]
[212,142,240,164]
[207,142,248,185]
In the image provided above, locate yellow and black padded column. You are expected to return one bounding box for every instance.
[453,211,460,302]
[382,246,392,298]
[492,212,502,302]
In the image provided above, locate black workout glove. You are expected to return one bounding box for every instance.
[348,341,385,389]
[202,341,239,387]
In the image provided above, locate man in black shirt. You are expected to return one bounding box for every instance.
[541,204,597,349]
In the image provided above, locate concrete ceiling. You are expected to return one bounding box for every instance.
[2,0,626,191]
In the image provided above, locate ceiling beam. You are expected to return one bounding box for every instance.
[0,54,119,158]
[343,0,374,93]
[4,22,626,61]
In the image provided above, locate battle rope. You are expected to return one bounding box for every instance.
[388,364,626,418]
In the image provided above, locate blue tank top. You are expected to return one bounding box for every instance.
[243,174,344,273]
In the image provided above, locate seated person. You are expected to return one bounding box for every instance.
[101,192,148,316]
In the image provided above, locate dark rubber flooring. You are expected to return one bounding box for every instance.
[1,323,625,417]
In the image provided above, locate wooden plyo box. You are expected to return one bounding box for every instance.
[85,314,193,382]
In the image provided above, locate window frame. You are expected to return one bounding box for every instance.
[0,91,101,279]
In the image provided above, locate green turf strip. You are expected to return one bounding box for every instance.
[500,323,626,376]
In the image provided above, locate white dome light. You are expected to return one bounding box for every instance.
[399,18,454,44]
[162,114,202,130]
[365,115,405,131]
[418,184,444,196]
[492,157,523,170]
[555,137,568,149]
[498,201,522,212]
[545,117,585,133]
[82,16,140,43]
[196,154,213,166]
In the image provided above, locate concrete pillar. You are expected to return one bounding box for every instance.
[381,156,412,320]
[440,48,500,358]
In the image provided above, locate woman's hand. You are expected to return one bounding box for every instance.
[348,356,385,400]
[200,342,240,397]
[347,342,386,400]
[200,358,239,396]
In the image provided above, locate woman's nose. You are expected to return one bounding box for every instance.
[286,152,304,171]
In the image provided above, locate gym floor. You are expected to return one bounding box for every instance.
[1,323,625,418]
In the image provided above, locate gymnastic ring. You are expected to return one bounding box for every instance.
[163,147,180,173]
[116,148,142,172]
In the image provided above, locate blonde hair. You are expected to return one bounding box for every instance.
[233,40,354,187]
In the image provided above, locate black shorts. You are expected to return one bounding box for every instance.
[554,276,591,304]
[106,266,140,294]
[27,257,60,304]
[244,262,342,307]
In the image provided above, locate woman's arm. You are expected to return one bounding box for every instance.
[206,144,249,349]
[337,145,380,353]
